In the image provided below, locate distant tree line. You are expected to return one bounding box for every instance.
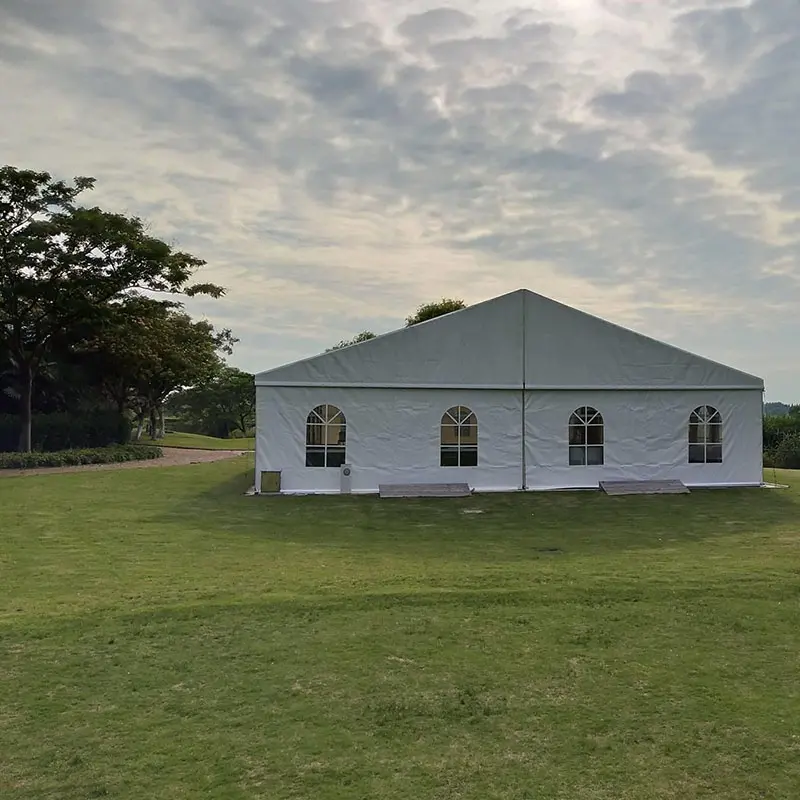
[166,367,255,439]
[0,165,253,452]
[764,402,794,417]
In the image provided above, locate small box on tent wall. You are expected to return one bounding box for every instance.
[260,471,281,494]
[340,464,353,494]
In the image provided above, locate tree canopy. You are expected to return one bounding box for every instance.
[327,330,377,351]
[0,165,229,450]
[405,298,466,326]
[167,367,255,439]
[327,299,467,351]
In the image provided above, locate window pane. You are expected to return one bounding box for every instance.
[306,423,325,445]
[706,444,722,463]
[586,424,604,445]
[706,424,722,445]
[688,422,701,444]
[569,446,586,466]
[587,446,604,466]
[688,444,705,463]
[443,407,459,424]
[306,447,326,467]
[441,447,459,467]
[309,405,327,422]
[441,424,459,445]
[326,447,346,468]
[324,421,346,446]
[460,423,478,445]
[460,447,478,467]
[569,425,586,445]
[585,408,601,424]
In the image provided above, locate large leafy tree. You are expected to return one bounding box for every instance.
[119,303,235,439]
[0,166,223,451]
[72,296,167,416]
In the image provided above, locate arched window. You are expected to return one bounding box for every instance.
[441,406,478,467]
[306,404,346,467]
[569,406,604,466]
[689,406,722,463]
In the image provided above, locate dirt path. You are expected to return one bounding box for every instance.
[0,447,249,478]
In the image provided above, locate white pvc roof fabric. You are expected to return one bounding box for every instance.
[255,289,763,390]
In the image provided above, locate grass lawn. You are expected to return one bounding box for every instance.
[1,463,799,799]
[141,431,255,450]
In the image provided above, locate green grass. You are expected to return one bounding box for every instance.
[141,431,255,450]
[1,463,799,799]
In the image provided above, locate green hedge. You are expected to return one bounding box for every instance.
[763,414,800,451]
[764,432,800,471]
[0,444,162,470]
[0,411,131,453]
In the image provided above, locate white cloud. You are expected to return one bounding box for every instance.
[0,0,798,398]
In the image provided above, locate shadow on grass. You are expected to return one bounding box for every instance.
[157,462,800,560]
[197,463,256,498]
[14,558,800,642]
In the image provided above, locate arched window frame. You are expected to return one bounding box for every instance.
[688,405,722,464]
[305,404,346,468]
[440,406,478,467]
[568,406,604,466]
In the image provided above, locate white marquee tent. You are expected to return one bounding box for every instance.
[254,289,764,494]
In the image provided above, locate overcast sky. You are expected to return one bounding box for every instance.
[1,0,798,399]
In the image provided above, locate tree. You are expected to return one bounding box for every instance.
[326,330,376,351]
[119,304,235,440]
[764,402,793,417]
[0,165,224,451]
[405,298,466,326]
[168,367,255,438]
[75,294,183,418]
[325,298,468,351]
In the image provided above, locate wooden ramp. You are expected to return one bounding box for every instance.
[379,482,472,498]
[600,479,690,496]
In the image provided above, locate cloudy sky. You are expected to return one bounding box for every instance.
[1,0,798,399]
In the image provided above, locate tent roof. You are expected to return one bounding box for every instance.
[255,289,763,390]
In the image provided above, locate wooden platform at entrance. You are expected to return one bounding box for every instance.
[600,479,690,496]
[379,482,472,498]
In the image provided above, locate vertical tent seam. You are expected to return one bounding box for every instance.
[521,291,527,490]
